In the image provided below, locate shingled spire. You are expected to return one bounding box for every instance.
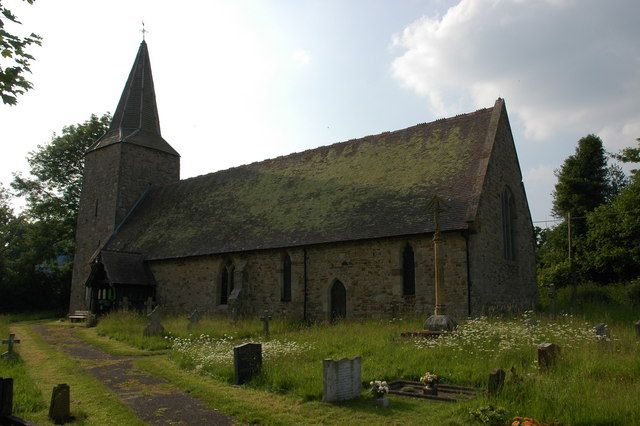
[90,40,179,156]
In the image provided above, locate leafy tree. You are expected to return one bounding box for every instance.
[12,113,110,254]
[615,138,640,177]
[552,134,614,220]
[1,113,109,312]
[0,0,42,105]
[585,174,640,282]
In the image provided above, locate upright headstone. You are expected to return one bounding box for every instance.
[594,323,608,338]
[143,306,166,336]
[322,356,362,402]
[548,283,557,314]
[233,343,262,385]
[0,377,13,417]
[48,384,70,423]
[1,334,20,361]
[488,368,505,397]
[144,297,154,315]
[635,320,640,339]
[121,296,130,313]
[187,309,203,329]
[260,314,272,339]
[538,342,560,370]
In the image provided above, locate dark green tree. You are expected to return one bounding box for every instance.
[552,134,613,219]
[615,138,640,177]
[12,113,110,254]
[585,174,640,282]
[1,113,109,312]
[584,139,640,282]
[540,135,625,290]
[0,0,42,105]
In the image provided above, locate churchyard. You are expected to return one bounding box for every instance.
[2,283,640,425]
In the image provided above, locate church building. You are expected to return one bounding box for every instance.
[69,41,537,320]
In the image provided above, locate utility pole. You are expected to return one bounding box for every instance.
[567,212,577,301]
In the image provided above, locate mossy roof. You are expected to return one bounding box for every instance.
[106,102,501,260]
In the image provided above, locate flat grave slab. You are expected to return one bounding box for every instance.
[388,380,478,402]
[400,330,443,339]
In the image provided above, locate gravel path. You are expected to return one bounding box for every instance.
[33,325,233,425]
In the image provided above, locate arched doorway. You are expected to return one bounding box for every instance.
[330,280,346,321]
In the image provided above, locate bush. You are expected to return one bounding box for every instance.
[469,404,508,425]
[627,279,640,308]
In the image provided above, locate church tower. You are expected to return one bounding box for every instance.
[69,41,180,312]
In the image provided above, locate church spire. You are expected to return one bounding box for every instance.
[90,41,178,156]
[110,40,160,135]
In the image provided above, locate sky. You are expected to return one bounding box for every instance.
[1,0,639,224]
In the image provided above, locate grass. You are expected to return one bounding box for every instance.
[90,283,640,425]
[0,315,45,418]
[0,315,144,425]
[6,282,640,425]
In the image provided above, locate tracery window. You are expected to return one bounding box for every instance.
[282,254,292,302]
[402,243,416,296]
[502,187,517,260]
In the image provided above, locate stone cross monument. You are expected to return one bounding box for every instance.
[424,195,457,332]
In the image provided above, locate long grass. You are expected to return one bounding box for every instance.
[95,284,640,425]
[0,315,45,418]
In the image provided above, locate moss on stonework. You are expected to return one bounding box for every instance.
[109,109,493,258]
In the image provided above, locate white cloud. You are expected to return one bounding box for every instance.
[292,49,312,67]
[391,0,640,141]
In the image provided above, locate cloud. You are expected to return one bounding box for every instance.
[292,49,312,67]
[391,0,640,142]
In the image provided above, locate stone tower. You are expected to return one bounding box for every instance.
[68,41,180,312]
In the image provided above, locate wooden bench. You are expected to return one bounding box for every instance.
[67,310,91,322]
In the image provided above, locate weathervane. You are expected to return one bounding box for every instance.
[141,20,148,41]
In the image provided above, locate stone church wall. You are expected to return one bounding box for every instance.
[467,110,538,314]
[70,145,123,313]
[149,233,471,321]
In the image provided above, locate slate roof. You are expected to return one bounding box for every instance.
[89,41,179,156]
[99,250,153,286]
[106,99,504,260]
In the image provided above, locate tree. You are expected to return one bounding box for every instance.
[12,113,110,254]
[0,0,42,105]
[585,174,640,282]
[616,138,640,177]
[552,134,614,220]
[0,114,109,312]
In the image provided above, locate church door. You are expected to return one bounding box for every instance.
[330,280,346,321]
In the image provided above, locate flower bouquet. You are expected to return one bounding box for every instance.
[369,380,390,407]
[420,372,440,395]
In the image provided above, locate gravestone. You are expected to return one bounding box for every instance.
[322,356,361,402]
[488,368,505,397]
[547,283,557,314]
[635,320,640,339]
[1,334,20,361]
[233,343,262,385]
[0,377,13,417]
[538,342,560,370]
[594,323,608,338]
[260,313,272,338]
[144,297,154,315]
[121,296,130,313]
[143,306,166,336]
[187,309,203,329]
[48,384,70,423]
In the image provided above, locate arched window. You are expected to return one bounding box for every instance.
[220,267,229,305]
[282,254,292,302]
[402,243,416,296]
[502,187,517,260]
